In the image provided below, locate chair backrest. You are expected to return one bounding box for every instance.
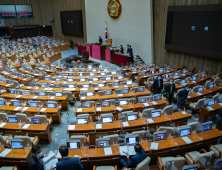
[33,115,47,123]
[102,134,118,144]
[210,144,222,158]
[98,91,104,96]
[164,157,185,170]
[105,99,115,106]
[192,86,200,93]
[131,130,147,141]
[135,156,151,170]
[130,87,138,92]
[142,108,154,118]
[0,135,5,145]
[100,113,113,120]
[174,79,181,84]
[14,136,32,147]
[128,98,136,104]
[187,122,201,132]
[162,105,173,115]
[0,113,7,121]
[77,113,90,121]
[212,94,220,103]
[196,98,206,109]
[70,135,87,147]
[15,113,28,122]
[204,80,211,89]
[195,151,214,168]
[214,77,220,85]
[158,126,175,137]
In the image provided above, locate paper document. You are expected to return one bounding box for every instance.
[119,146,128,156]
[0,122,7,128]
[81,88,88,91]
[96,124,102,129]
[22,107,29,111]
[115,107,123,111]
[94,88,98,90]
[51,81,55,83]
[45,159,58,170]
[122,121,129,127]
[40,108,47,112]
[196,92,202,95]
[143,103,149,107]
[22,124,30,129]
[35,87,39,89]
[42,151,55,163]
[96,107,101,111]
[207,106,214,111]
[77,108,82,112]
[151,101,158,105]
[124,85,128,88]
[33,96,38,99]
[150,142,158,150]
[44,88,49,90]
[182,137,193,144]
[64,88,75,91]
[182,74,186,76]
[144,76,147,78]
[68,125,75,130]
[56,151,61,158]
[14,107,22,111]
[104,147,112,155]
[117,94,123,97]
[128,145,137,155]
[188,96,191,98]
[146,118,154,123]
[182,111,186,115]
[48,88,53,90]
[192,81,196,83]
[0,149,12,157]
[219,103,222,106]
[81,97,86,99]
[114,86,119,88]
[16,95,22,98]
[63,82,67,84]
[50,96,55,99]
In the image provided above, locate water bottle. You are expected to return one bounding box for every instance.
[54,134,59,150]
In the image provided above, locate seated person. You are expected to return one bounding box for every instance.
[120,144,146,168]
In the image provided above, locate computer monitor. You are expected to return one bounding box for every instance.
[82,102,91,108]
[198,87,203,92]
[86,91,94,96]
[132,68,137,72]
[182,165,198,170]
[126,80,133,85]
[104,90,112,95]
[143,66,147,70]
[96,138,110,148]
[54,83,60,88]
[18,73,22,77]
[39,91,46,96]
[14,101,21,107]
[23,90,30,96]
[159,68,164,73]
[164,74,169,79]
[90,73,95,76]
[88,65,92,69]
[58,72,62,76]
[68,73,73,76]
[80,68,85,72]
[80,78,86,82]
[68,68,73,71]
[151,109,161,118]
[181,79,186,84]
[175,72,179,76]
[138,86,145,92]
[125,135,139,145]
[193,77,196,81]
[83,83,90,88]
[68,84,75,88]
[8,80,12,84]
[67,140,80,150]
[77,118,88,125]
[31,118,41,124]
[118,76,123,79]
[208,100,214,106]
[102,116,113,123]
[98,83,105,87]
[55,92,63,97]
[111,71,117,75]
[153,94,162,101]
[153,76,158,80]
[0,100,5,105]
[56,78,61,81]
[179,126,191,137]
[93,77,98,81]
[101,72,106,76]
[47,103,56,108]
[92,69,96,72]
[150,70,155,74]
[68,78,74,82]
[60,64,64,67]
[11,140,24,149]
[106,77,111,80]
[41,83,47,88]
[51,67,54,71]
[101,101,110,107]
[39,71,42,74]
[202,73,205,77]
[27,68,30,71]
[153,131,166,141]
[121,88,129,94]
[124,66,128,68]
[127,113,138,121]
[209,83,214,88]
[138,97,146,103]
[29,83,34,87]
[45,77,50,81]
[141,72,145,76]
[112,81,119,86]
[8,116,18,123]
[30,102,38,107]
[9,89,16,94]
[119,99,128,106]
[201,121,212,132]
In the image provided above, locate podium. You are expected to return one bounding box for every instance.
[78,44,85,55]
[86,44,91,57]
[105,48,118,64]
[114,53,132,66]
[91,44,106,60]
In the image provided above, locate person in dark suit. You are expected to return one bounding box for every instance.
[120,144,146,168]
[29,145,49,170]
[120,45,124,54]
[177,84,190,110]
[126,44,129,53]
[164,78,175,105]
[70,39,73,49]
[128,45,133,56]
[152,75,163,94]
[50,146,83,170]
[99,36,103,44]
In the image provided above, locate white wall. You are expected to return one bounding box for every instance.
[85,0,154,64]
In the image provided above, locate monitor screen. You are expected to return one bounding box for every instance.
[87,92,94,96]
[138,86,145,92]
[41,83,47,88]
[51,67,54,70]
[90,73,95,76]
[165,74,169,78]
[80,69,85,72]
[180,128,191,137]
[68,84,75,88]
[0,100,5,105]
[92,69,96,72]
[138,97,146,103]
[56,78,61,81]
[150,70,155,74]
[152,110,161,118]
[30,102,38,107]
[14,101,21,106]
[198,87,203,92]
[183,69,187,74]
[77,118,88,125]
[98,83,105,87]
[119,100,128,106]
[58,73,62,76]
[8,117,18,123]
[68,73,73,76]
[121,89,129,94]
[153,76,158,80]
[31,118,41,124]
[126,137,138,145]
[154,94,162,101]
[39,71,42,74]
[127,114,137,121]
[202,73,205,77]
[208,100,214,106]
[55,92,63,97]
[106,77,111,80]
[193,77,196,81]
[68,78,73,82]
[201,122,212,132]
[101,101,110,107]
[10,89,15,94]
[29,83,34,87]
[78,73,83,76]
[80,78,86,82]
[127,80,133,85]
[102,117,113,123]
[67,142,80,150]
[132,68,137,72]
[47,103,55,108]
[8,80,12,84]
[82,102,91,108]
[11,141,24,149]
[209,83,214,88]
[143,66,147,70]
[45,77,50,81]
[97,140,110,148]
[159,68,163,72]
[112,81,119,86]
[83,84,90,88]
[69,68,73,71]
[54,84,60,88]
[175,72,179,76]
[23,90,30,96]
[141,72,145,76]
[39,91,46,96]
[118,76,123,79]
[111,71,116,75]
[101,72,106,76]
[104,90,112,95]
[181,80,186,84]
[93,77,98,81]
[19,74,22,77]
[154,132,166,141]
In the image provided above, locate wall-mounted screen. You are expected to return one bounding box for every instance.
[15,5,33,18]
[0,5,16,19]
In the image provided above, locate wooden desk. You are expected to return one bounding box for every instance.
[121,65,147,75]
[1,71,31,83]
[0,123,51,143]
[49,52,62,63]
[51,65,66,70]
[0,147,31,166]
[199,103,222,123]
[1,93,69,110]
[0,105,61,124]
[51,44,69,52]
[19,68,45,78]
[36,67,56,73]
[173,65,186,71]
[0,82,14,88]
[51,74,118,79]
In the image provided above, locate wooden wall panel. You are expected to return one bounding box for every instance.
[1,0,87,43]
[153,0,222,75]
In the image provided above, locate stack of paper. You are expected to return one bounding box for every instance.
[22,124,30,129]
[94,88,98,90]
[124,85,128,88]
[0,122,7,128]
[146,118,154,123]
[196,92,202,95]
[115,107,123,111]
[0,149,12,157]
[150,142,158,150]
[77,108,82,112]
[81,97,86,99]
[96,107,101,111]
[151,101,158,105]
[117,94,123,97]
[50,96,55,99]
[44,88,49,90]
[114,86,119,88]
[27,86,32,89]
[122,121,129,127]
[43,151,55,163]
[104,147,113,155]
[35,87,39,89]
[33,96,38,99]
[16,95,22,98]
[81,88,88,91]
[182,137,193,144]
[96,124,102,129]
[22,107,29,111]
[192,81,196,83]
[182,111,186,115]
[143,103,149,107]
[48,88,53,90]
[40,108,47,112]
[207,106,214,111]
[219,103,222,106]
[119,146,136,156]
[68,125,75,130]
[14,107,22,111]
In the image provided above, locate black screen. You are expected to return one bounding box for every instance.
[60,10,83,37]
[165,5,222,59]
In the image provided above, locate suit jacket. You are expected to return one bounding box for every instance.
[99,38,103,44]
[126,149,146,168]
[29,154,44,170]
[120,47,124,54]
[128,48,133,56]
[165,83,175,96]
[152,78,163,94]
[177,88,188,106]
[127,47,129,53]
[56,157,84,170]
